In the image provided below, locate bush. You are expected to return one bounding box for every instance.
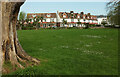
[84,23,89,29]
[22,26,36,30]
[96,25,101,27]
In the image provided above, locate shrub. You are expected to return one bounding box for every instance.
[22,26,36,30]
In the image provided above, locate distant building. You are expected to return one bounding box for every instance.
[57,11,98,27]
[27,13,57,28]
[27,11,98,28]
[96,15,108,25]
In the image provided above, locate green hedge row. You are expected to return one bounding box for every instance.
[22,26,36,30]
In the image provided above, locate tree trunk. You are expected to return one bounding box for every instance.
[0,1,40,73]
[0,1,2,75]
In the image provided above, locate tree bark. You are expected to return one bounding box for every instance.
[0,1,40,73]
[0,1,2,75]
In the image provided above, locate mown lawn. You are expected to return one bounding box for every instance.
[10,28,118,75]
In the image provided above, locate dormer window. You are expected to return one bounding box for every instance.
[50,18,54,22]
[91,17,93,19]
[83,16,85,19]
[63,14,66,18]
[88,16,89,19]
[32,14,36,18]
[47,14,51,17]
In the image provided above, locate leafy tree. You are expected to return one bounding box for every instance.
[62,19,67,27]
[25,18,33,27]
[19,11,26,21]
[107,0,120,25]
[33,16,40,29]
[77,19,81,27]
[40,16,44,22]
[83,19,86,23]
[40,16,44,27]
[101,20,107,26]
[18,11,26,29]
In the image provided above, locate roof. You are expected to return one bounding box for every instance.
[59,12,80,19]
[96,15,107,18]
[27,13,57,18]
[59,12,97,20]
[27,12,97,20]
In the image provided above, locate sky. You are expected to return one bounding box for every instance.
[19,0,109,15]
[25,0,110,2]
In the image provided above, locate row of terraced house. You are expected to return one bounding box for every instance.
[27,11,98,28]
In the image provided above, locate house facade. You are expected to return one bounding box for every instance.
[27,13,57,28]
[96,15,108,25]
[57,11,98,27]
[27,11,98,28]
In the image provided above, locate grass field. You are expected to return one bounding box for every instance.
[10,28,118,75]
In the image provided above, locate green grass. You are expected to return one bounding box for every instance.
[10,28,118,75]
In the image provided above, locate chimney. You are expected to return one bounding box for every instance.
[70,11,74,13]
[57,11,59,14]
[88,13,90,16]
[81,12,84,15]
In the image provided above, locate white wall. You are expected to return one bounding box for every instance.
[97,17,107,25]
[54,18,57,22]
[80,19,84,22]
[46,18,50,22]
[74,19,78,22]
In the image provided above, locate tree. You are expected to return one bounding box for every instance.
[0,1,2,74]
[83,19,86,24]
[18,11,26,29]
[101,20,107,26]
[77,19,81,27]
[25,18,30,23]
[16,20,22,30]
[83,19,86,27]
[24,18,33,28]
[107,0,120,25]
[19,11,26,21]
[33,16,40,29]
[40,16,44,28]
[62,19,67,27]
[84,23,89,29]
[0,1,40,73]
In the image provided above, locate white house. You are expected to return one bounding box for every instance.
[27,11,98,28]
[57,11,98,27]
[97,15,107,25]
[27,13,57,28]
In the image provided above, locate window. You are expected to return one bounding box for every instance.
[32,14,36,18]
[43,24,45,27]
[71,19,74,22]
[47,14,51,17]
[63,14,66,18]
[83,16,85,19]
[50,18,54,22]
[47,24,49,26]
[44,19,46,22]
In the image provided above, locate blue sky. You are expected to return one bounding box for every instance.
[20,1,108,15]
[25,0,109,2]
